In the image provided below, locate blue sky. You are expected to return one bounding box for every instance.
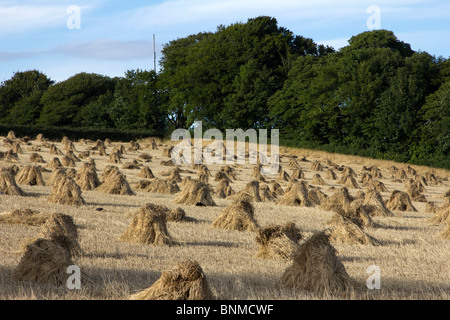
[1,0,449,83]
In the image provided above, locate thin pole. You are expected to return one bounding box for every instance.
[153,34,156,72]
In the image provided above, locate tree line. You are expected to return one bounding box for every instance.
[0,16,448,169]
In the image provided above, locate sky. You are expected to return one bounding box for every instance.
[1,0,449,83]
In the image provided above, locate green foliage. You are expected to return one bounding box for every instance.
[37,72,117,127]
[159,16,332,130]
[0,70,53,124]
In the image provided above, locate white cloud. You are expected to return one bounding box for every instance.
[0,1,99,36]
[125,0,438,31]
[54,39,163,60]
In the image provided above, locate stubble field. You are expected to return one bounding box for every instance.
[0,133,449,300]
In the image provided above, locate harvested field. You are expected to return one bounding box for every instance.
[0,136,449,300]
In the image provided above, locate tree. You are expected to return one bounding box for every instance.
[159,16,332,131]
[0,70,53,124]
[37,73,117,127]
[108,69,166,132]
[346,29,414,57]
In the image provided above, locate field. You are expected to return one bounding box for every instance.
[0,133,449,300]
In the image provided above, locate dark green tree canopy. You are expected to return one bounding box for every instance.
[346,29,414,57]
[37,72,117,127]
[159,16,333,130]
[0,70,53,124]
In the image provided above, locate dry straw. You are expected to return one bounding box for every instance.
[47,176,85,206]
[280,231,357,296]
[29,153,46,163]
[214,179,235,199]
[309,160,323,171]
[320,186,354,212]
[109,150,122,164]
[49,144,64,155]
[39,213,82,258]
[428,198,449,225]
[386,190,417,212]
[259,184,277,202]
[138,166,155,179]
[47,157,63,170]
[311,174,327,186]
[175,180,216,206]
[339,174,360,189]
[120,203,176,246]
[251,165,266,182]
[12,238,72,285]
[0,208,49,226]
[61,155,76,167]
[97,166,135,195]
[291,168,305,180]
[16,165,45,186]
[161,167,182,182]
[277,169,291,182]
[129,260,214,300]
[255,222,302,260]
[75,163,101,191]
[162,146,174,158]
[307,186,328,206]
[325,169,337,180]
[363,190,394,217]
[212,199,259,232]
[276,180,312,207]
[167,207,196,222]
[327,214,379,245]
[146,178,180,195]
[231,180,262,203]
[365,179,388,193]
[270,181,284,196]
[47,168,67,186]
[440,220,450,239]
[0,170,24,196]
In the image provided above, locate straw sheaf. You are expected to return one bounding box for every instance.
[12,238,72,285]
[386,190,417,212]
[119,203,176,246]
[16,165,45,186]
[280,231,358,296]
[212,199,259,232]
[47,176,85,206]
[0,171,25,196]
[0,209,49,226]
[129,260,214,300]
[138,166,155,179]
[327,214,379,246]
[214,179,235,199]
[146,178,180,195]
[363,191,394,217]
[29,153,45,163]
[428,198,450,225]
[39,213,82,258]
[231,180,262,203]
[47,157,63,170]
[167,207,196,223]
[311,174,327,186]
[275,180,313,207]
[174,180,216,206]
[255,222,302,260]
[96,167,135,196]
[320,187,354,212]
[309,160,323,171]
[75,163,101,191]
